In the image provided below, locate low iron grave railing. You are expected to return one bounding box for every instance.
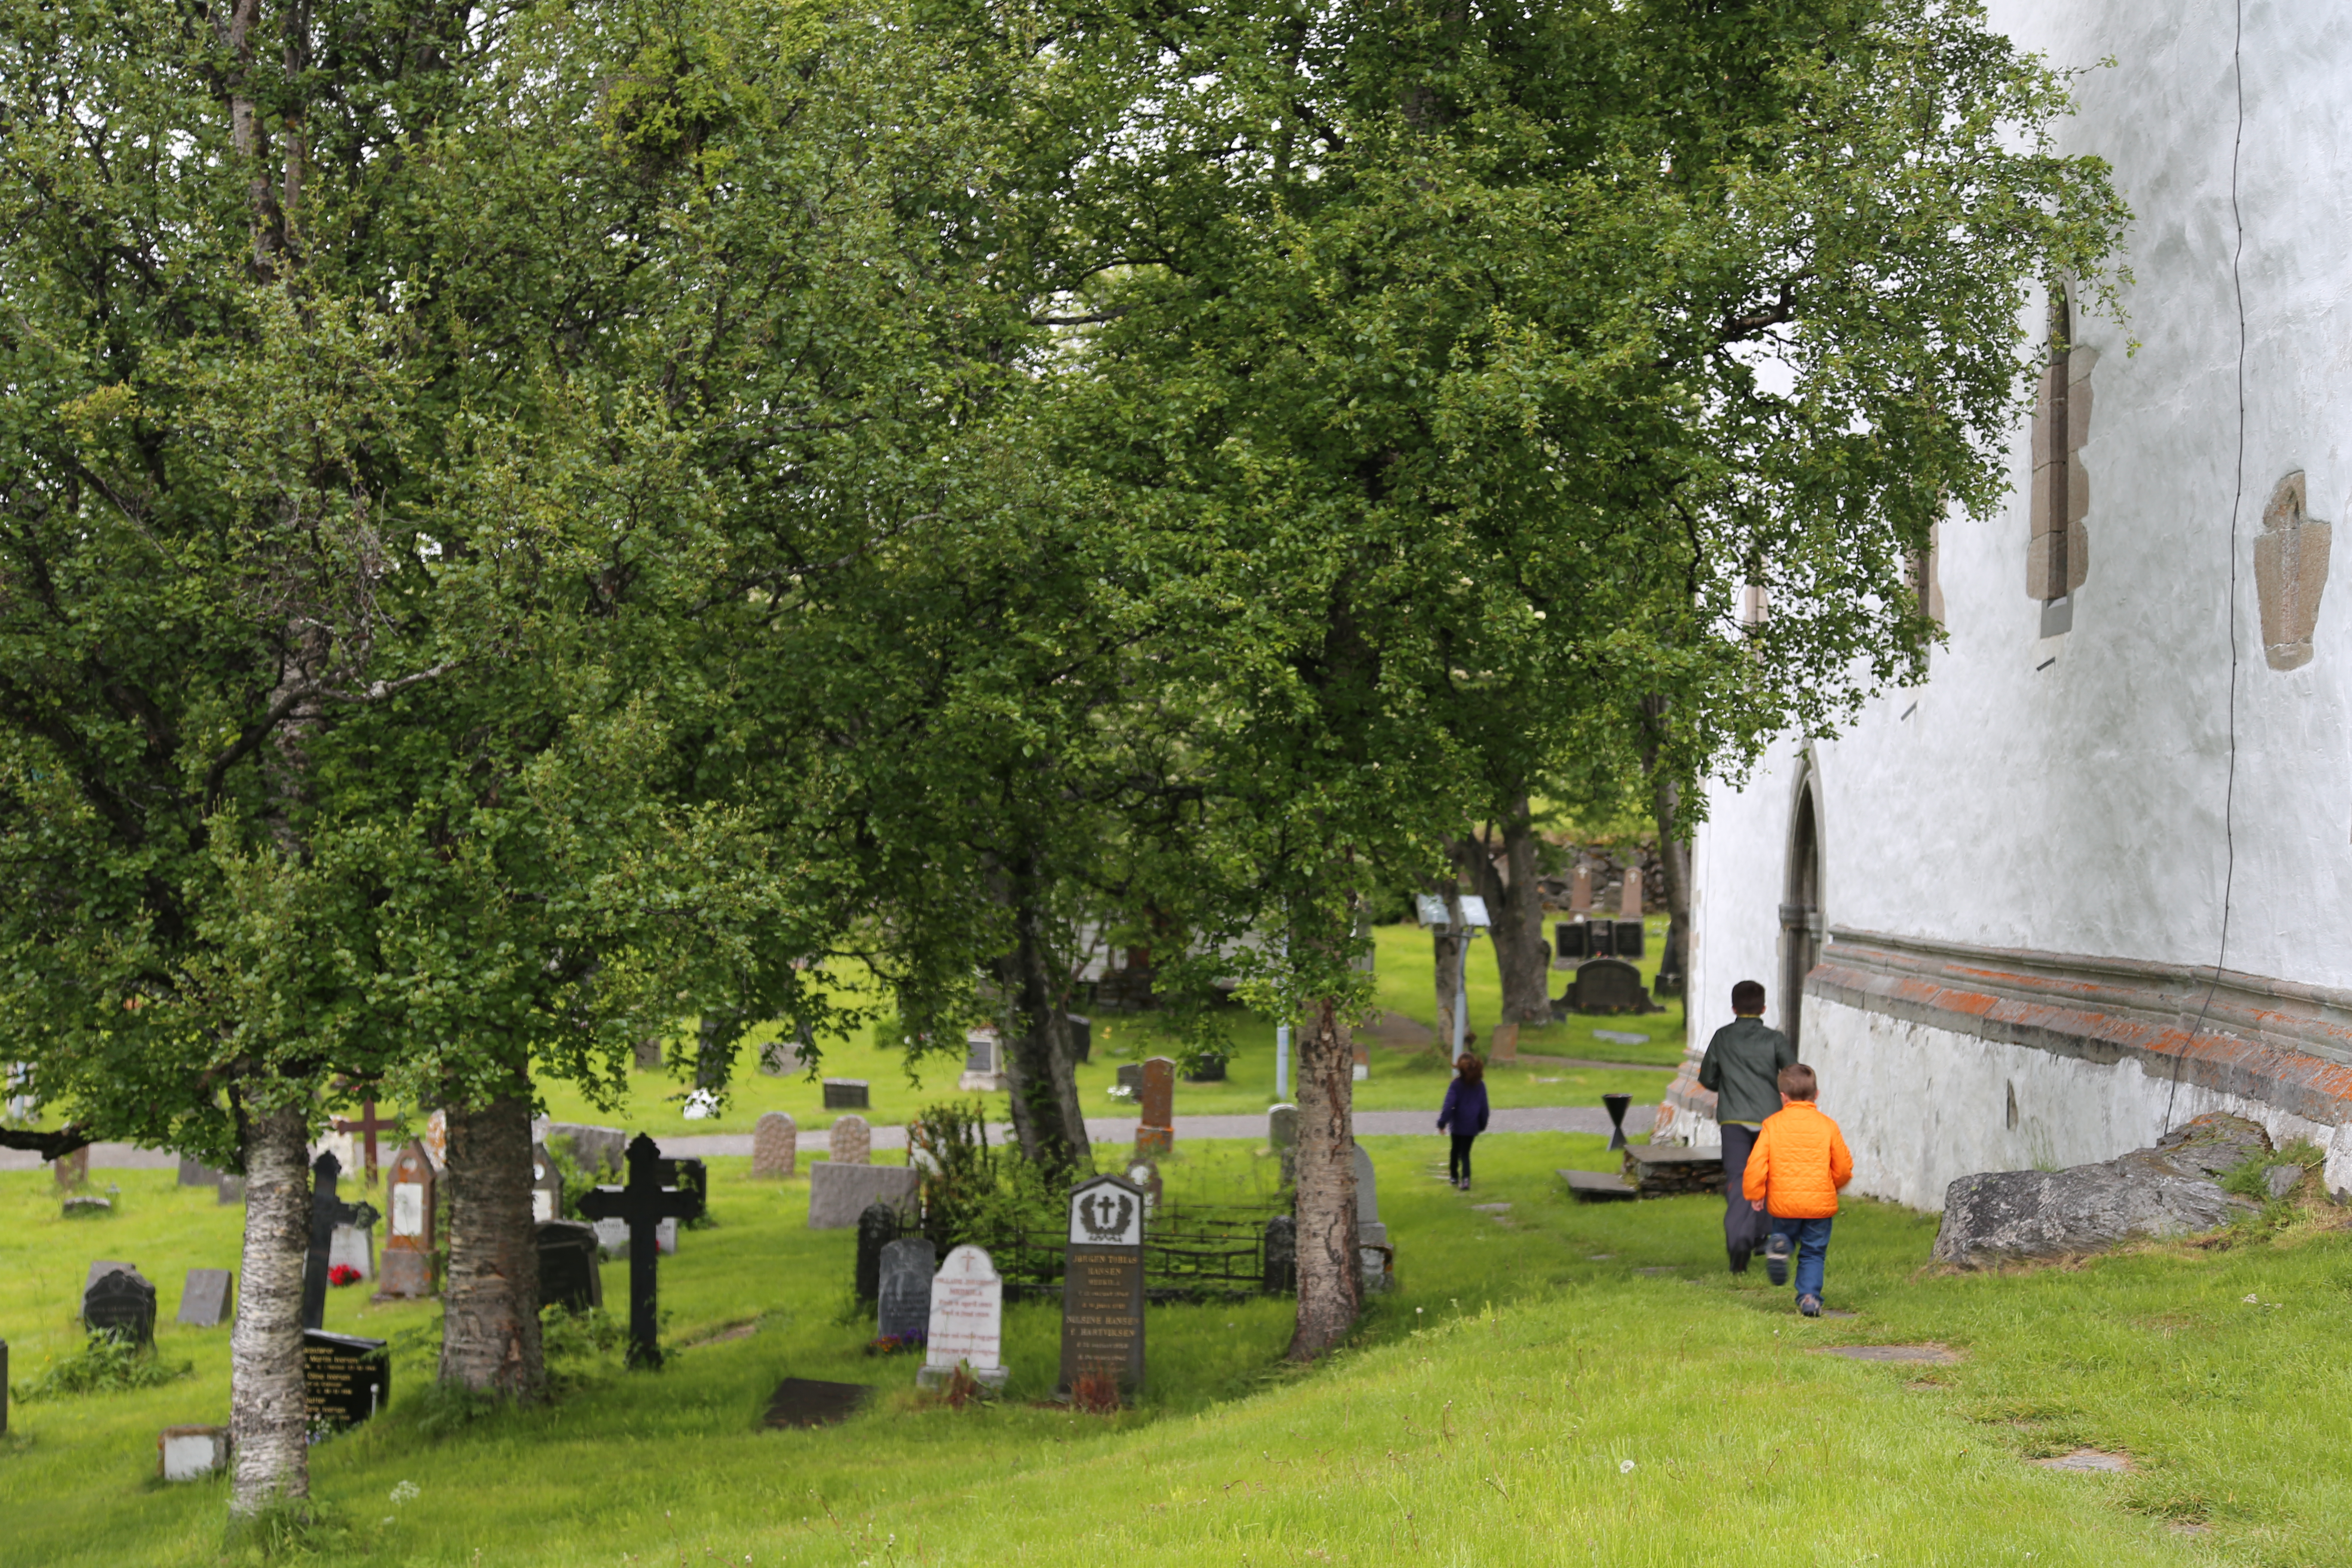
[997,1204,1283,1302]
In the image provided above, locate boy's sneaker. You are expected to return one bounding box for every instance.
[1764,1233,1792,1287]
[1798,1295,1822,1317]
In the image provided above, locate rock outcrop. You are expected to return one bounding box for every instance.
[1932,1113,2270,1268]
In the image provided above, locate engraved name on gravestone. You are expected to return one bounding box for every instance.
[377,1139,437,1300]
[536,1219,603,1314]
[531,1142,564,1224]
[303,1330,390,1427]
[1058,1173,1146,1395]
[83,1266,157,1348]
[751,1112,798,1179]
[829,1114,872,1167]
[920,1244,1007,1390]
[876,1237,937,1344]
[177,1268,233,1329]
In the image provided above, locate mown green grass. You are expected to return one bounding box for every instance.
[7,1129,2346,1564]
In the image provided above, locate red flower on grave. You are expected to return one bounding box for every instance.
[328,1264,361,1287]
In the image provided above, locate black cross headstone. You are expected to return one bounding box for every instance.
[576,1133,704,1367]
[302,1152,380,1332]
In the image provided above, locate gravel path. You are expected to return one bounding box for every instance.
[2,1104,1630,1169]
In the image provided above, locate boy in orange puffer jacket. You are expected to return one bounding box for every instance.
[1740,1063,1853,1317]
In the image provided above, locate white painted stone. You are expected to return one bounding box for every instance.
[326,1223,374,1281]
[923,1244,1004,1377]
[159,1427,230,1482]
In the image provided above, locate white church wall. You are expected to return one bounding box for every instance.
[1669,0,2352,1198]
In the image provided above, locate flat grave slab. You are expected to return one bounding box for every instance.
[761,1378,872,1429]
[1814,1344,1959,1364]
[1559,1168,1635,1202]
[2037,1449,2130,1472]
[1622,1144,1723,1197]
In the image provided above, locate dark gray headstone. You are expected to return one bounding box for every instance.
[177,1268,233,1328]
[854,1202,901,1302]
[536,1220,603,1314]
[1059,1174,1145,1395]
[1067,1013,1092,1063]
[1353,1144,1379,1224]
[545,1123,627,1179]
[177,1155,222,1188]
[302,1329,389,1427]
[1115,1063,1143,1093]
[876,1237,936,1344]
[1261,1214,1296,1293]
[216,1174,246,1205]
[1571,956,1649,1013]
[1613,919,1645,959]
[83,1266,157,1347]
[822,1078,870,1111]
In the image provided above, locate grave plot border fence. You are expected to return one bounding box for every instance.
[998,1204,1285,1303]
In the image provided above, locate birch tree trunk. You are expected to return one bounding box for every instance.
[229,1103,311,1514]
[1286,993,1361,1360]
[438,1085,545,1401]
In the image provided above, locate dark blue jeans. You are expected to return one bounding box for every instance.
[1770,1215,1834,1301]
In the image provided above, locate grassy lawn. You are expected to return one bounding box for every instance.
[521,919,1688,1139]
[6,1131,2342,1562]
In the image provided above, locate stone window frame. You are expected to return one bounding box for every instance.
[2028,285,2092,634]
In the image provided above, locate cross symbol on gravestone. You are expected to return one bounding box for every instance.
[576,1133,705,1368]
[302,1152,381,1332]
[332,1100,398,1185]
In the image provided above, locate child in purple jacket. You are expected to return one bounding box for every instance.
[1437,1054,1490,1191]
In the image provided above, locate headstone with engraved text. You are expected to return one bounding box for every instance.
[376,1139,437,1299]
[83,1266,157,1347]
[822,1078,870,1111]
[1135,1057,1175,1157]
[919,1244,1006,1389]
[1058,1173,1145,1395]
[303,1329,390,1427]
[828,1114,871,1166]
[751,1112,798,1179]
[876,1237,937,1344]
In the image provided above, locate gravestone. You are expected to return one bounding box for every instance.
[1619,873,1643,919]
[1261,1214,1296,1293]
[423,1106,449,1169]
[303,1329,390,1427]
[822,1078,870,1111]
[536,1219,603,1314]
[1067,1013,1093,1063]
[333,1100,398,1185]
[1124,1160,1163,1218]
[1570,956,1652,1014]
[751,1112,798,1179]
[828,1115,872,1166]
[958,1029,1009,1093]
[377,1139,436,1300]
[855,1202,903,1301]
[1183,1053,1228,1083]
[177,1155,221,1188]
[159,1425,231,1482]
[83,1266,157,1347]
[1115,1063,1143,1094]
[1059,1172,1146,1396]
[327,1221,375,1283]
[301,1152,380,1332]
[545,1123,627,1180]
[1612,919,1645,959]
[1570,867,1593,914]
[216,1174,246,1206]
[1354,1145,1384,1248]
[177,1268,233,1329]
[809,1163,920,1230]
[53,1146,89,1188]
[634,1036,665,1071]
[530,1142,564,1224]
[1488,1023,1519,1064]
[919,1244,1007,1390]
[876,1237,937,1344]
[1269,1102,1298,1187]
[1135,1057,1175,1157]
[62,1194,112,1218]
[587,1216,677,1257]
[576,1133,705,1366]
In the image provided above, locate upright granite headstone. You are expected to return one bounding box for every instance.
[1570,956,1651,1014]
[177,1268,233,1328]
[576,1133,704,1366]
[530,1142,564,1224]
[634,1035,665,1071]
[855,1202,902,1301]
[327,1221,375,1283]
[822,1078,871,1111]
[876,1237,937,1344]
[1353,1144,1381,1242]
[1059,1173,1145,1395]
[808,1163,920,1230]
[1135,1057,1175,1156]
[303,1329,390,1427]
[177,1155,221,1188]
[1261,1214,1296,1293]
[84,1266,157,1347]
[958,1029,1009,1093]
[536,1219,603,1314]
[1115,1063,1143,1094]
[545,1122,628,1180]
[1570,867,1593,914]
[1269,1103,1298,1186]
[377,1139,437,1300]
[751,1112,799,1179]
[53,1146,89,1189]
[829,1115,872,1166]
[920,1244,1006,1390]
[1067,1013,1092,1063]
[216,1173,246,1206]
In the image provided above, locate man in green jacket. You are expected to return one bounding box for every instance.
[1697,979,1798,1274]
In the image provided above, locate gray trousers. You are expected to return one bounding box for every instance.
[1721,1122,1768,1267]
